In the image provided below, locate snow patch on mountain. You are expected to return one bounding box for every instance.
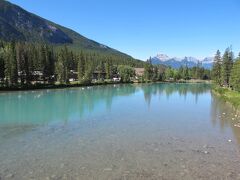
[151,53,213,69]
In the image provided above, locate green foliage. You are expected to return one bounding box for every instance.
[0,40,146,88]
[4,42,18,86]
[213,86,240,108]
[117,65,135,83]
[230,59,240,91]
[212,50,222,85]
[77,51,85,81]
[221,48,233,87]
[165,67,174,80]
[144,64,153,81]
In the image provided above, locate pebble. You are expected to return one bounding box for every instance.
[223,113,226,115]
[234,124,240,128]
[204,151,209,154]
[103,168,112,171]
[228,139,232,142]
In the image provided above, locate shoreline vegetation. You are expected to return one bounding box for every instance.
[211,48,240,109]
[213,86,240,108]
[0,79,211,92]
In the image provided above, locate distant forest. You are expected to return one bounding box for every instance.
[0,41,145,88]
[0,41,212,89]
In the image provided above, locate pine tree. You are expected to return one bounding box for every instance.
[4,42,18,86]
[221,48,233,87]
[56,51,65,84]
[0,42,5,84]
[78,51,85,82]
[84,60,94,84]
[144,57,153,81]
[212,50,222,85]
[230,58,240,91]
[152,66,159,81]
[183,66,189,80]
[105,61,111,80]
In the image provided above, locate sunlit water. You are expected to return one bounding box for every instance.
[0,83,240,180]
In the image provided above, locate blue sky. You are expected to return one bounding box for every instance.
[8,0,240,60]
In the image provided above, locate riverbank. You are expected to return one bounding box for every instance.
[0,79,211,92]
[0,81,129,92]
[213,86,240,108]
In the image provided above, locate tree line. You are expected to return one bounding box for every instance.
[0,41,145,87]
[212,48,240,91]
[142,58,211,82]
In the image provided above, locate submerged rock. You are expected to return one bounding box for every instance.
[103,168,112,171]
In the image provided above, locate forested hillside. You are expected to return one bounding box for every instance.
[0,0,135,58]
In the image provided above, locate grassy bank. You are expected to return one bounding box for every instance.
[213,86,240,108]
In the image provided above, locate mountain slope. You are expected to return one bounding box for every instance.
[0,0,131,57]
[152,54,213,69]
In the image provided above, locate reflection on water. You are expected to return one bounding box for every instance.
[0,83,211,126]
[0,85,138,125]
[1,83,240,145]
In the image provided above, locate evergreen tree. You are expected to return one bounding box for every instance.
[4,42,18,86]
[0,43,5,83]
[212,50,222,85]
[144,58,153,81]
[152,66,159,81]
[230,58,240,91]
[183,66,189,80]
[221,48,233,87]
[56,52,65,84]
[83,59,94,84]
[105,61,111,80]
[78,51,85,82]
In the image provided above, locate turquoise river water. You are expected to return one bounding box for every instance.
[0,83,240,180]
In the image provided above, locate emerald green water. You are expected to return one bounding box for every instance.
[0,83,240,180]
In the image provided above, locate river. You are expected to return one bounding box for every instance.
[0,83,240,179]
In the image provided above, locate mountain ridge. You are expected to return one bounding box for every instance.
[0,0,132,58]
[151,53,213,69]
